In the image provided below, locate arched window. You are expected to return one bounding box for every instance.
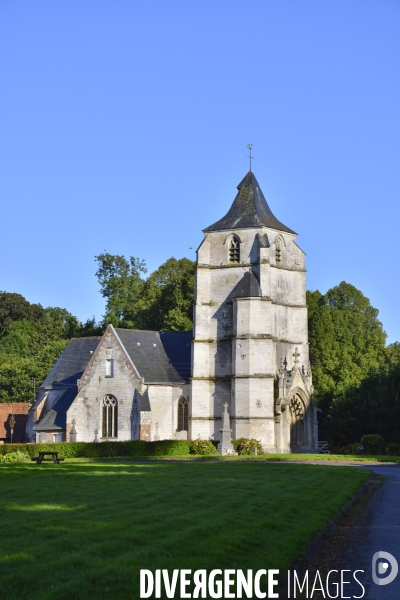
[177,397,189,432]
[102,394,118,438]
[229,236,240,263]
[275,238,282,265]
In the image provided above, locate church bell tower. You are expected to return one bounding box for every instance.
[190,171,318,453]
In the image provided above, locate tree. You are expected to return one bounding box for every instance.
[135,258,195,331]
[95,253,195,331]
[308,282,387,443]
[0,339,68,403]
[0,292,44,336]
[39,307,82,344]
[0,354,34,403]
[325,346,400,447]
[0,291,96,403]
[94,252,147,328]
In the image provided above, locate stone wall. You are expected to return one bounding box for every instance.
[191,225,313,452]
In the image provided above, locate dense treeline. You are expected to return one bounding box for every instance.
[307,282,400,447]
[0,255,195,402]
[0,292,102,403]
[1,256,399,449]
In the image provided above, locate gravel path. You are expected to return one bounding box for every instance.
[296,464,400,599]
[353,465,400,599]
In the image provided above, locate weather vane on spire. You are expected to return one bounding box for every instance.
[247,144,254,171]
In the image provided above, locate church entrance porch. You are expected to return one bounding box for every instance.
[289,393,310,453]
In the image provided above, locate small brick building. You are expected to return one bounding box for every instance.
[0,403,30,444]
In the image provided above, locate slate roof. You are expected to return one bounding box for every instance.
[41,337,101,388]
[204,171,296,234]
[159,330,192,381]
[231,271,261,299]
[33,387,77,431]
[114,328,192,383]
[33,337,101,431]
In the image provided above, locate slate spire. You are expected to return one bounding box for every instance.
[204,171,296,234]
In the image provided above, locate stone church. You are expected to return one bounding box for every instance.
[27,170,318,453]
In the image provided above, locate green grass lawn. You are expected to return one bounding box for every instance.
[58,452,400,464]
[220,453,400,463]
[0,462,370,600]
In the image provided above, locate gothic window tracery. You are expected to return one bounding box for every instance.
[177,397,188,432]
[102,394,118,438]
[228,236,240,263]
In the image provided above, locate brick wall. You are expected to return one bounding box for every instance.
[0,403,30,443]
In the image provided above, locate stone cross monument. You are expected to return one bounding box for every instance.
[217,403,234,455]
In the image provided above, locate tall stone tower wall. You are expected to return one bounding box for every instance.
[190,172,317,453]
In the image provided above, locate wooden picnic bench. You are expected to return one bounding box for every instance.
[31,451,65,464]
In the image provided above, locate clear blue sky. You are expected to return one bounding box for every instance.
[1,1,399,342]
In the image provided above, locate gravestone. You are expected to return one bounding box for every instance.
[70,420,77,442]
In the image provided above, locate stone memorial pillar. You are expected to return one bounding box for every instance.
[217,403,234,455]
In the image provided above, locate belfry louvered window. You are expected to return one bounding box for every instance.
[276,239,282,265]
[229,236,240,263]
[177,397,188,432]
[102,394,118,438]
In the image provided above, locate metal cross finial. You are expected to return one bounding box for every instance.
[247,144,254,171]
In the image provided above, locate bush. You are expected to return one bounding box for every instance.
[0,450,30,463]
[386,442,400,456]
[189,439,216,456]
[151,440,191,456]
[361,434,386,455]
[233,438,263,455]
[336,444,350,455]
[0,440,192,459]
[334,444,357,455]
